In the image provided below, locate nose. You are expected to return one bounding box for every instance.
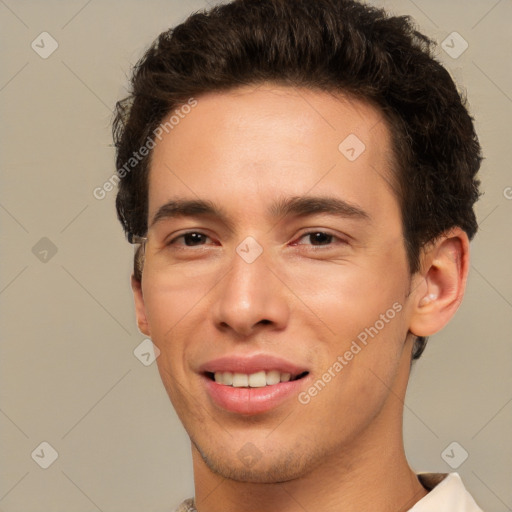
[211,247,290,338]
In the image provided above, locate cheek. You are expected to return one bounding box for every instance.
[299,308,406,441]
[281,253,408,345]
[142,267,208,332]
[144,283,196,416]
[288,249,410,412]
[141,272,205,381]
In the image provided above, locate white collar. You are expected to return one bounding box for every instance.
[409,473,484,511]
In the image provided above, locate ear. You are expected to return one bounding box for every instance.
[131,274,151,336]
[409,228,470,338]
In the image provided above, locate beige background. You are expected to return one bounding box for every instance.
[1,0,511,511]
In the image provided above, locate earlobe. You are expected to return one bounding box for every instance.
[409,228,470,338]
[131,274,151,336]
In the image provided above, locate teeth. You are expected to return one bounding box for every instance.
[222,372,233,385]
[265,370,281,385]
[212,370,300,387]
[248,371,267,387]
[232,373,249,387]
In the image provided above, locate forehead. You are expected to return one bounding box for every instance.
[147,84,399,227]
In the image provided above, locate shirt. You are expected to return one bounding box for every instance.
[173,472,484,511]
[412,473,484,511]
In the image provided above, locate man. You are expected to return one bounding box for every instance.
[113,0,484,510]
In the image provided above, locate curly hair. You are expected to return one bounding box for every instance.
[113,0,482,359]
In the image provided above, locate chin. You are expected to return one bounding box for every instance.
[194,439,318,483]
[207,459,308,484]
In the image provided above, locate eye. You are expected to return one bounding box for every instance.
[167,231,213,247]
[292,231,347,247]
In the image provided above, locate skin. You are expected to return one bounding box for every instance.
[132,84,470,512]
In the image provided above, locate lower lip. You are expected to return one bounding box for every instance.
[202,375,308,415]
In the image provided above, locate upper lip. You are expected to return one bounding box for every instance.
[198,354,309,377]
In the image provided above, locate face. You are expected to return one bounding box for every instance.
[134,84,417,483]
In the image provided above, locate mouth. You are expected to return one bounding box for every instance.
[202,370,311,415]
[199,355,311,415]
[205,370,310,388]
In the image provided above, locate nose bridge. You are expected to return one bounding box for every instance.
[212,239,288,335]
[230,240,269,293]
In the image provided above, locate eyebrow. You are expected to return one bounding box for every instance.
[149,195,371,231]
[269,195,370,222]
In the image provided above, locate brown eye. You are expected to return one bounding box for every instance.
[305,232,333,245]
[168,232,212,247]
[293,231,347,247]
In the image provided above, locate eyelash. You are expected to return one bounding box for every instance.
[166,230,348,249]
